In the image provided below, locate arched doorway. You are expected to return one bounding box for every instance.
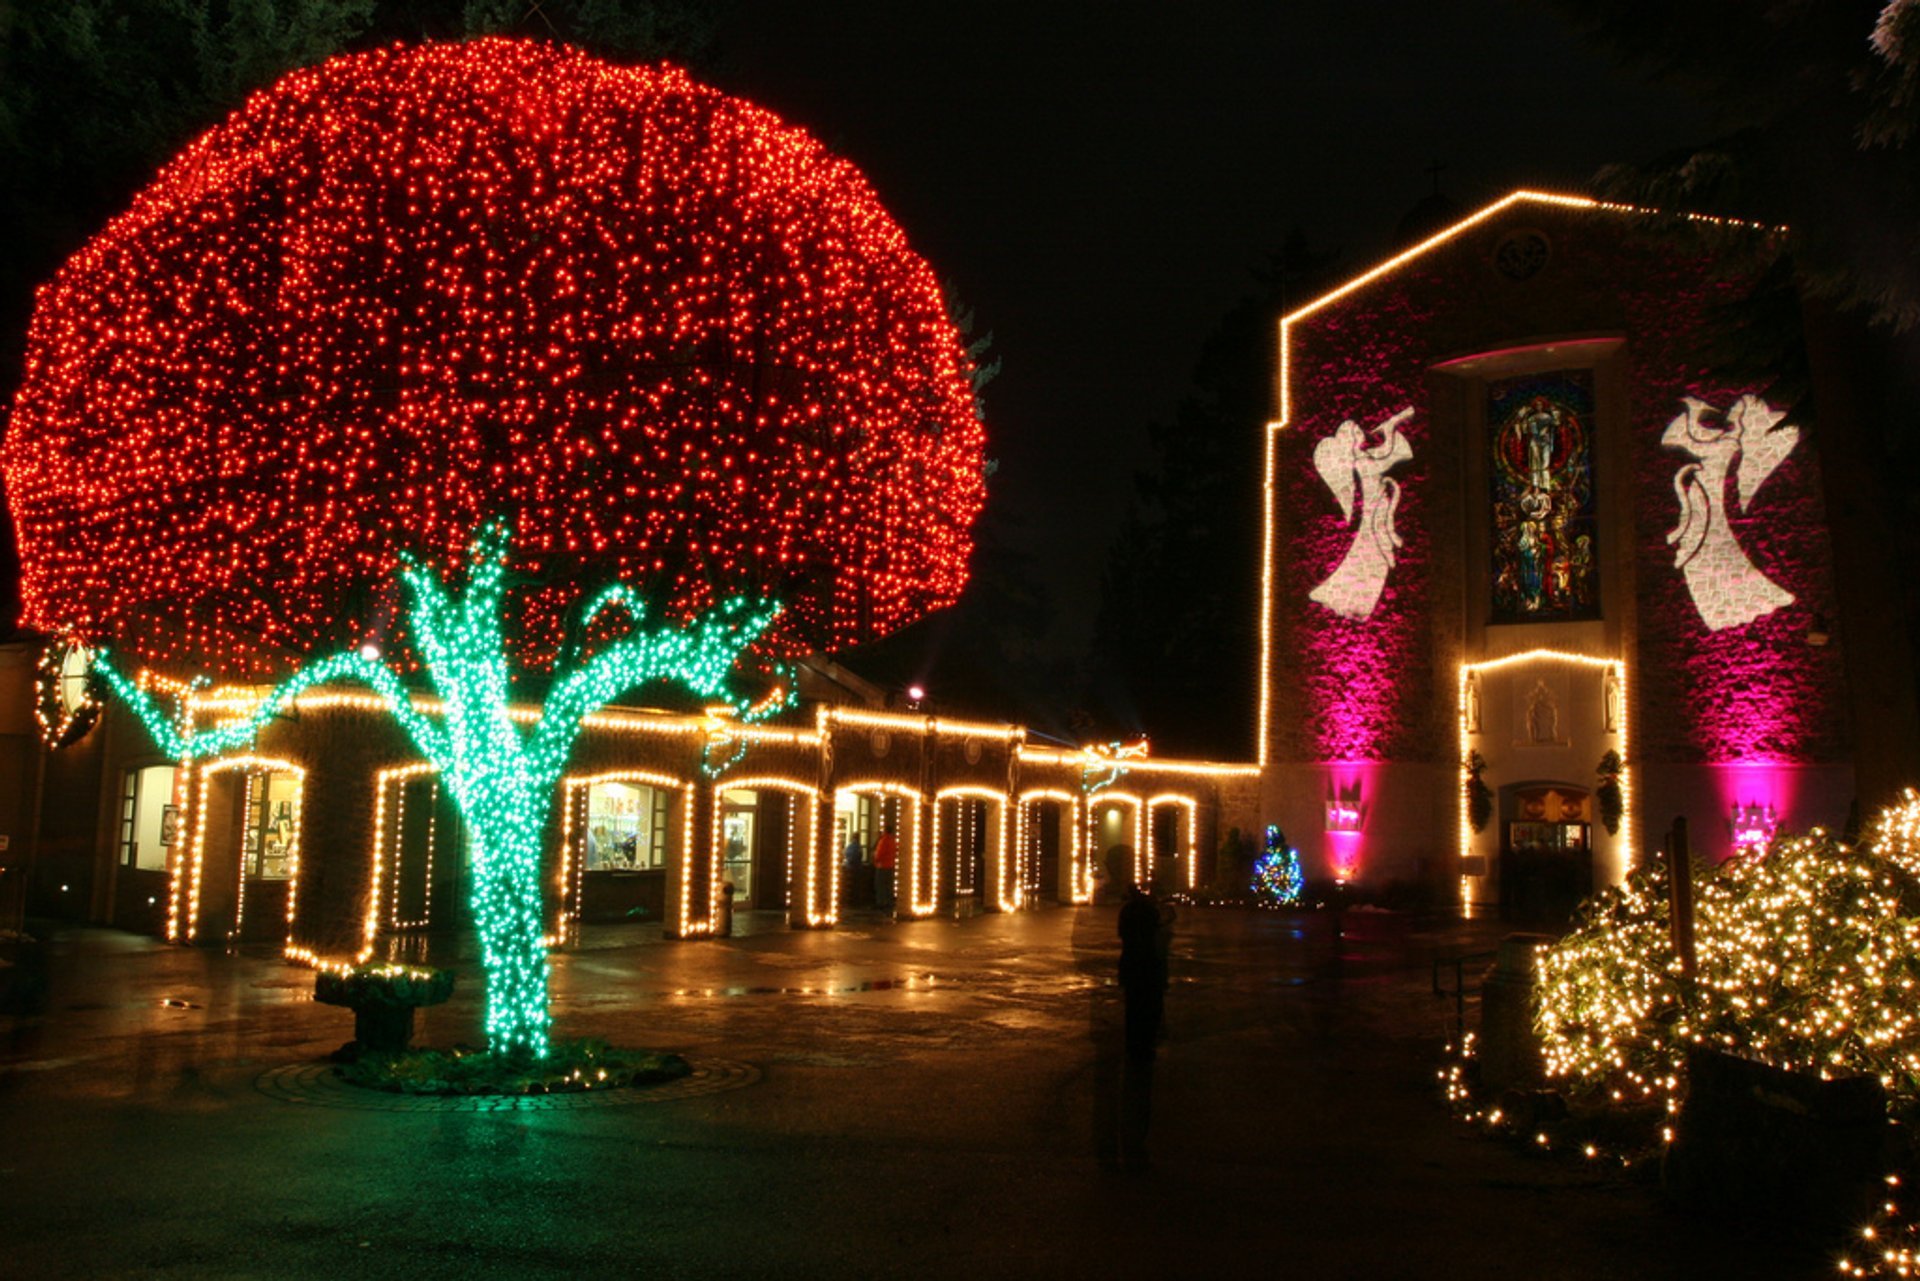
[1087,793,1143,902]
[172,755,305,944]
[1498,781,1594,924]
[1147,794,1199,893]
[836,783,926,918]
[1019,790,1081,904]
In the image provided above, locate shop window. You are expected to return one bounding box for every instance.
[118,765,178,872]
[584,780,671,871]
[243,770,302,880]
[721,790,758,902]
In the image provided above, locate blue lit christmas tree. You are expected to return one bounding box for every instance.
[1252,824,1304,906]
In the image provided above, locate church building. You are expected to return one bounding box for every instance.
[1255,190,1853,912]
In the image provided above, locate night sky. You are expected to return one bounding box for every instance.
[707,0,1712,655]
[0,1,1714,667]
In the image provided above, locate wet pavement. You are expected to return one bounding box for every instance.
[0,904,1823,1279]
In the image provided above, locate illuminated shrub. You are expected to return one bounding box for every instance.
[1537,791,1920,1111]
[2,38,986,676]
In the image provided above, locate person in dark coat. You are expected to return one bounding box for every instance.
[1118,882,1164,1060]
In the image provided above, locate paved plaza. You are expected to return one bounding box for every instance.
[1,905,1818,1279]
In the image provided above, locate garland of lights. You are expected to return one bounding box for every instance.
[101,523,784,1058]
[1251,824,1304,906]
[1083,739,1148,796]
[2,38,986,677]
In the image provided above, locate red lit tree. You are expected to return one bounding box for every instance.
[2,37,986,677]
[1,39,987,1057]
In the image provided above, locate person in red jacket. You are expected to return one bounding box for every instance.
[872,827,898,910]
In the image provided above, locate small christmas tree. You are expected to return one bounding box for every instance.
[1252,825,1304,906]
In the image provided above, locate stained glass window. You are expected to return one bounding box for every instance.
[1488,369,1600,622]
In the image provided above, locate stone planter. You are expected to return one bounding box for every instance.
[314,966,456,1056]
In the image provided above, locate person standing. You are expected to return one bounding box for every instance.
[1116,879,1165,1168]
[872,827,898,910]
[842,832,865,906]
[1118,882,1165,1059]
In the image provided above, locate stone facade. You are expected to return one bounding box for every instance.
[1262,194,1853,901]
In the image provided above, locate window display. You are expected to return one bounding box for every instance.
[722,790,758,903]
[244,770,302,880]
[583,780,670,871]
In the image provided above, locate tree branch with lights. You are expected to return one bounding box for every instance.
[100,522,786,1058]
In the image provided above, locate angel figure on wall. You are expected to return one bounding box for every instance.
[1309,407,1415,620]
[1663,394,1798,632]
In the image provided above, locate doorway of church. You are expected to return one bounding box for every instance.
[1497,782,1594,926]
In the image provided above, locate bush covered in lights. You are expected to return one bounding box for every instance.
[1537,791,1920,1113]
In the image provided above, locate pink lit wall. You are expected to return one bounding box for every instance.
[1269,202,1851,885]
[1274,273,1439,768]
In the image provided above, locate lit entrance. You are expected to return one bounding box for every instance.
[1019,791,1080,903]
[175,756,304,944]
[1499,782,1594,924]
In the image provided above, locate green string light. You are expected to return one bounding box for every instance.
[99,521,784,1058]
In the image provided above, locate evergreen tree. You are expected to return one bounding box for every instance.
[1084,233,1343,760]
[1546,0,1920,805]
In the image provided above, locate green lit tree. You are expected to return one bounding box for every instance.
[97,523,782,1058]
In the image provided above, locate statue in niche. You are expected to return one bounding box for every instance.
[1464,670,1483,734]
[1664,395,1798,631]
[1603,666,1622,733]
[1526,679,1560,745]
[1309,407,1415,620]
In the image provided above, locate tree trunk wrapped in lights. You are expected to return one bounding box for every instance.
[100,523,784,1057]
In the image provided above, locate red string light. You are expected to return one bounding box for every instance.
[3,38,986,676]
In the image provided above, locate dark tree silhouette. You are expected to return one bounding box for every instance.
[1085,233,1344,760]
[1546,0,1920,805]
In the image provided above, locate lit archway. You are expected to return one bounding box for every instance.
[710,777,826,927]
[935,786,1013,911]
[1147,793,1200,891]
[1087,792,1144,897]
[836,782,928,917]
[1019,789,1085,903]
[172,754,305,944]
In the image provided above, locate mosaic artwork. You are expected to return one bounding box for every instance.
[1663,395,1798,631]
[1488,370,1599,622]
[1308,407,1415,620]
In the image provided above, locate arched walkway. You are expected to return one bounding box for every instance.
[1019,789,1084,903]
[711,777,827,927]
[172,754,306,945]
[836,782,927,917]
[935,786,1013,911]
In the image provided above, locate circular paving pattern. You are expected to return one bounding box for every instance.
[256,1057,760,1112]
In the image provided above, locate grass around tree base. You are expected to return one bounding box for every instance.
[339,1038,691,1096]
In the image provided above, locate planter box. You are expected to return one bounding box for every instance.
[1665,1047,1885,1235]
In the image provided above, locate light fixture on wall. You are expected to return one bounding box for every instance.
[1806,614,1831,648]
[1325,784,1363,833]
[1730,800,1779,853]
